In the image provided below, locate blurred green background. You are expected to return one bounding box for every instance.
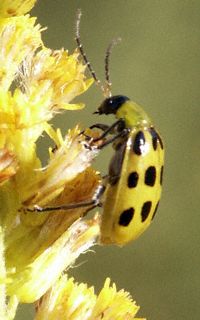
[16,1,200,319]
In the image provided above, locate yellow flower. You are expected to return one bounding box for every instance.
[35,276,146,320]
[0,0,37,17]
[7,217,100,303]
[0,0,98,317]
[0,15,43,91]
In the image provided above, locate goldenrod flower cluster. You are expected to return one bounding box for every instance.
[0,0,146,319]
[35,277,145,320]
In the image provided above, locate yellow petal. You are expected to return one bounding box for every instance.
[35,276,96,320]
[35,276,146,320]
[0,15,43,90]
[0,0,37,17]
[90,278,142,320]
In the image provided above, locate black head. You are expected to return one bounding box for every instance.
[94,95,130,115]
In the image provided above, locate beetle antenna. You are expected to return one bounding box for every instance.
[75,9,104,93]
[104,37,121,97]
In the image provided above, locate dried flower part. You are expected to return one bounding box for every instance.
[5,127,100,302]
[0,148,18,183]
[35,276,145,320]
[0,0,37,17]
[16,48,93,127]
[7,217,100,303]
[21,126,99,211]
[0,15,43,91]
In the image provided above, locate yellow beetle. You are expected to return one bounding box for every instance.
[93,95,164,245]
[73,9,165,245]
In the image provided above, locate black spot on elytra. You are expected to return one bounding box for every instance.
[141,201,152,222]
[119,207,134,226]
[157,132,164,149]
[152,201,160,220]
[145,166,156,186]
[128,172,139,188]
[149,128,164,150]
[149,127,158,150]
[160,166,164,185]
[133,131,145,155]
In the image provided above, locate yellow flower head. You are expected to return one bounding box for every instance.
[0,0,98,315]
[35,276,146,320]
